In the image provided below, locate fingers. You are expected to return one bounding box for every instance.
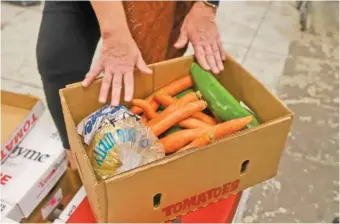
[212,42,224,71]
[204,45,219,74]
[111,72,123,106]
[194,45,210,70]
[174,32,189,49]
[124,72,134,102]
[174,23,188,49]
[82,63,102,87]
[195,42,225,75]
[136,54,153,75]
[217,39,226,61]
[99,69,113,103]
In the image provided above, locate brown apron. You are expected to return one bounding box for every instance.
[123,1,194,64]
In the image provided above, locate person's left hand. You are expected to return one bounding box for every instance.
[175,2,225,75]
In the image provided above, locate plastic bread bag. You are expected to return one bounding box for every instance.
[77,104,140,145]
[115,117,165,174]
[87,117,165,180]
[87,122,123,180]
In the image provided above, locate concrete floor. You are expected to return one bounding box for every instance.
[1,1,339,223]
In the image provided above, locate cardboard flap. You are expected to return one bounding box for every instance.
[217,54,293,122]
[1,91,45,162]
[1,91,40,144]
[153,56,194,90]
[60,68,154,125]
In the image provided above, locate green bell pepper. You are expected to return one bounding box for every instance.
[190,62,259,127]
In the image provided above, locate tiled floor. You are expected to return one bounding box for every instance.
[1,1,338,223]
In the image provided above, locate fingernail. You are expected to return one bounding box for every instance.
[125,95,132,102]
[112,99,119,106]
[82,81,87,87]
[99,96,106,103]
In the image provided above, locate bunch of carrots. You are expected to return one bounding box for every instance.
[130,76,253,154]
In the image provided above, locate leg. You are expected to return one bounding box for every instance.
[36,1,100,151]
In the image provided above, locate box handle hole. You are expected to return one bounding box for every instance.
[240,160,249,174]
[153,193,162,209]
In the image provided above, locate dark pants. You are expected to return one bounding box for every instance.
[36,1,100,149]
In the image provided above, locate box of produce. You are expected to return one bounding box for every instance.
[59,55,294,222]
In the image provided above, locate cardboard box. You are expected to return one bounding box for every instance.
[1,216,19,224]
[1,90,45,162]
[59,55,294,222]
[23,168,82,223]
[1,111,68,221]
[57,186,86,222]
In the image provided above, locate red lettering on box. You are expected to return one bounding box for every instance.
[205,188,215,201]
[162,178,240,217]
[230,179,240,191]
[0,173,12,185]
[213,187,222,197]
[162,204,175,216]
[182,196,198,210]
[197,192,207,204]
[222,182,231,194]
[173,202,182,214]
[1,150,7,160]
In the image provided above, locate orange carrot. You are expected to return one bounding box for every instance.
[154,93,218,125]
[133,98,207,128]
[130,76,193,114]
[131,99,157,119]
[130,94,155,114]
[160,128,211,153]
[212,116,253,139]
[180,134,213,152]
[141,116,148,123]
[148,92,200,126]
[151,100,207,136]
[179,118,212,129]
[178,116,253,152]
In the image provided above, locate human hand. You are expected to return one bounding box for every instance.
[82,31,152,106]
[175,2,225,75]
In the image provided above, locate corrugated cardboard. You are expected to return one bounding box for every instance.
[57,186,242,223]
[1,111,67,221]
[23,168,82,223]
[57,186,86,222]
[59,55,294,222]
[1,90,45,162]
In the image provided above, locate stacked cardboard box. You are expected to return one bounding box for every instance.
[1,91,82,222]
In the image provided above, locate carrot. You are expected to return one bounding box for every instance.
[130,76,193,114]
[130,94,156,114]
[180,134,213,152]
[178,116,254,152]
[154,92,218,126]
[133,98,208,129]
[212,116,253,139]
[131,99,158,119]
[148,92,200,126]
[141,116,148,123]
[160,128,211,153]
[160,76,193,96]
[179,118,212,129]
[150,100,207,136]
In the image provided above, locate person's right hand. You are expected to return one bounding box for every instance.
[82,31,152,106]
